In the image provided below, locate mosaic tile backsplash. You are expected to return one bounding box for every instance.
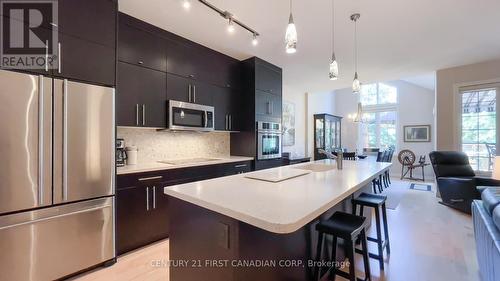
[117,127,230,164]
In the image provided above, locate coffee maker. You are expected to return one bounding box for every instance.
[116,138,127,167]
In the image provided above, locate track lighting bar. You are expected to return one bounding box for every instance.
[197,0,260,36]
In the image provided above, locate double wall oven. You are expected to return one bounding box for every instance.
[257,121,282,160]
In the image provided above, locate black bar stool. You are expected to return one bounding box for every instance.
[314,212,371,281]
[352,193,391,270]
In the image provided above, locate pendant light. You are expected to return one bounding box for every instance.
[285,0,297,54]
[329,0,338,80]
[348,102,363,123]
[182,0,191,10]
[351,13,361,93]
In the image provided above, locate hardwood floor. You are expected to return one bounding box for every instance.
[72,179,480,281]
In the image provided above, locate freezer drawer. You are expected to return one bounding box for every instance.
[0,197,114,281]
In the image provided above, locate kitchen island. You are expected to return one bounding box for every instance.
[164,159,391,281]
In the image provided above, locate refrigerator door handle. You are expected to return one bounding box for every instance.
[38,76,44,206]
[62,79,68,201]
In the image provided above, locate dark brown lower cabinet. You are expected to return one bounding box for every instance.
[116,160,252,255]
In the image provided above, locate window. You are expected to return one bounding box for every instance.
[360,83,397,106]
[460,85,499,172]
[361,111,397,150]
[359,83,398,150]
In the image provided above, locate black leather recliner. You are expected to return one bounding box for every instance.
[429,151,500,214]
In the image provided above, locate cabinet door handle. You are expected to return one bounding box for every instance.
[135,104,139,126]
[267,102,271,114]
[188,84,192,102]
[58,42,61,73]
[153,186,156,209]
[146,187,150,211]
[138,175,163,181]
[142,104,146,126]
[234,164,247,168]
[138,61,144,65]
[45,40,49,72]
[229,114,232,131]
[270,101,273,115]
[193,85,196,103]
[225,114,228,130]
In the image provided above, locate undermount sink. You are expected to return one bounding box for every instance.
[157,158,221,165]
[294,163,336,172]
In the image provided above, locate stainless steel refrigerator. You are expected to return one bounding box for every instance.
[0,70,115,281]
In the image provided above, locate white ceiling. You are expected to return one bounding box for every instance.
[119,0,500,94]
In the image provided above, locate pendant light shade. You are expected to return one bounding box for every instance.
[329,53,338,80]
[353,102,363,122]
[351,13,360,93]
[329,0,338,80]
[352,72,361,93]
[285,0,297,54]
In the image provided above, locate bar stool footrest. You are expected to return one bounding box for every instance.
[366,237,389,250]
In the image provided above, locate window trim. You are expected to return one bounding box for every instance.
[456,82,500,174]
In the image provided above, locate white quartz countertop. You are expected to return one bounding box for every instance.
[117,156,254,175]
[164,159,391,234]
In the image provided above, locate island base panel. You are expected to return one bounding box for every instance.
[168,184,373,281]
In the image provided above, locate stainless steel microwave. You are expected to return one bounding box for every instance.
[168,100,214,131]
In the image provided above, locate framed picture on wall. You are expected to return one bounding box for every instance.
[404,125,431,142]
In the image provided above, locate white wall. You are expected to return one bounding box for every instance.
[281,87,337,158]
[282,84,307,157]
[334,80,436,177]
[306,91,337,157]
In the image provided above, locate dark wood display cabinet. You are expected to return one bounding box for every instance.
[116,160,252,255]
[313,114,342,160]
[1,0,117,86]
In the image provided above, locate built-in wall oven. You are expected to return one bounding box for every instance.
[168,100,214,131]
[257,121,282,160]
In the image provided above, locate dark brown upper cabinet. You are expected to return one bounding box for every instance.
[213,87,239,131]
[118,18,167,72]
[166,73,213,106]
[1,0,117,86]
[56,33,115,86]
[255,61,282,95]
[117,62,167,128]
[57,0,116,48]
[166,40,204,80]
[166,39,240,90]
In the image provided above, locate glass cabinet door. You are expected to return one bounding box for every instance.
[315,119,324,149]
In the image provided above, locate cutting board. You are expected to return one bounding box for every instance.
[244,169,311,183]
